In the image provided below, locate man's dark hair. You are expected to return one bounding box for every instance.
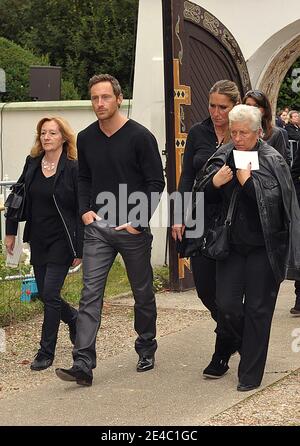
[88,74,122,97]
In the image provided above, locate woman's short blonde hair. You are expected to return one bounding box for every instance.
[30,116,77,160]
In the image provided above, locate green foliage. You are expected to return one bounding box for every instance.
[277,57,300,111]
[153,265,169,292]
[0,37,47,102]
[60,80,80,101]
[0,0,138,100]
[0,37,79,101]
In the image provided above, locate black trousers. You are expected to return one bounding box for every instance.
[73,223,157,374]
[294,281,300,303]
[33,263,78,359]
[191,254,235,359]
[216,246,279,386]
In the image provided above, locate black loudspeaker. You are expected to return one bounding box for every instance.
[29,66,61,101]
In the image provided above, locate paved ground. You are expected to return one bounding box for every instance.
[0,280,299,426]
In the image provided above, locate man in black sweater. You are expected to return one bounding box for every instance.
[56,74,165,386]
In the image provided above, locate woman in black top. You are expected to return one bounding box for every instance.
[290,143,300,315]
[172,80,240,378]
[5,116,83,371]
[242,90,289,162]
[285,110,300,143]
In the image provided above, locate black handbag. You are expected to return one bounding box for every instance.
[201,188,238,261]
[4,182,27,222]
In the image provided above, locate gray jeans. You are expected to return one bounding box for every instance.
[73,222,157,373]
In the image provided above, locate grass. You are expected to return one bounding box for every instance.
[0,258,169,327]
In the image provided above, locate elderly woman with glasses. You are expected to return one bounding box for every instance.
[194,104,300,391]
[242,90,290,163]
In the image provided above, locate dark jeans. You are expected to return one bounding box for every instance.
[191,254,235,360]
[73,223,157,374]
[216,246,279,386]
[33,262,78,359]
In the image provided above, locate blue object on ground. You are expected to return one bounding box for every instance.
[21,278,38,302]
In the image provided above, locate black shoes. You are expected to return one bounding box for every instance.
[55,366,93,386]
[30,353,53,371]
[203,355,229,379]
[136,355,155,372]
[237,382,260,392]
[290,306,300,316]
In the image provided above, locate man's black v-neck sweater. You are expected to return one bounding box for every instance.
[77,119,165,227]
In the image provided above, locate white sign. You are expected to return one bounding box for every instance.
[233,150,259,170]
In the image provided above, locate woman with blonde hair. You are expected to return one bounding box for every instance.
[5,116,83,371]
[172,80,241,379]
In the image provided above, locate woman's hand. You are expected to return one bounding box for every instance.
[5,235,15,255]
[212,164,233,188]
[236,162,252,186]
[72,258,82,267]
[171,224,185,241]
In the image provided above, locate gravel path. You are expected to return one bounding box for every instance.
[0,298,300,425]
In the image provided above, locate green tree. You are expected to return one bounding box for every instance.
[0,37,79,101]
[0,37,48,101]
[277,57,300,111]
[0,0,139,99]
[0,0,32,44]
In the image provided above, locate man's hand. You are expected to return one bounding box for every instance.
[236,162,252,186]
[212,164,233,188]
[82,211,101,225]
[72,258,82,267]
[115,223,141,234]
[5,235,15,255]
[171,224,185,241]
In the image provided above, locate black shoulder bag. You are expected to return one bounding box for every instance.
[201,187,238,261]
[4,182,27,222]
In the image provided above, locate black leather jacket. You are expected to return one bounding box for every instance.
[193,140,300,283]
[5,151,83,258]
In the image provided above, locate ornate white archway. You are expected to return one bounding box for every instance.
[258,34,300,114]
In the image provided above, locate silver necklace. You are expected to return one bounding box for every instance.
[42,158,56,171]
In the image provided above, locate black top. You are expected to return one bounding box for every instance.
[29,167,72,265]
[178,117,220,195]
[285,124,300,143]
[175,117,222,227]
[77,119,165,228]
[266,126,289,161]
[205,151,264,248]
[223,153,264,247]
